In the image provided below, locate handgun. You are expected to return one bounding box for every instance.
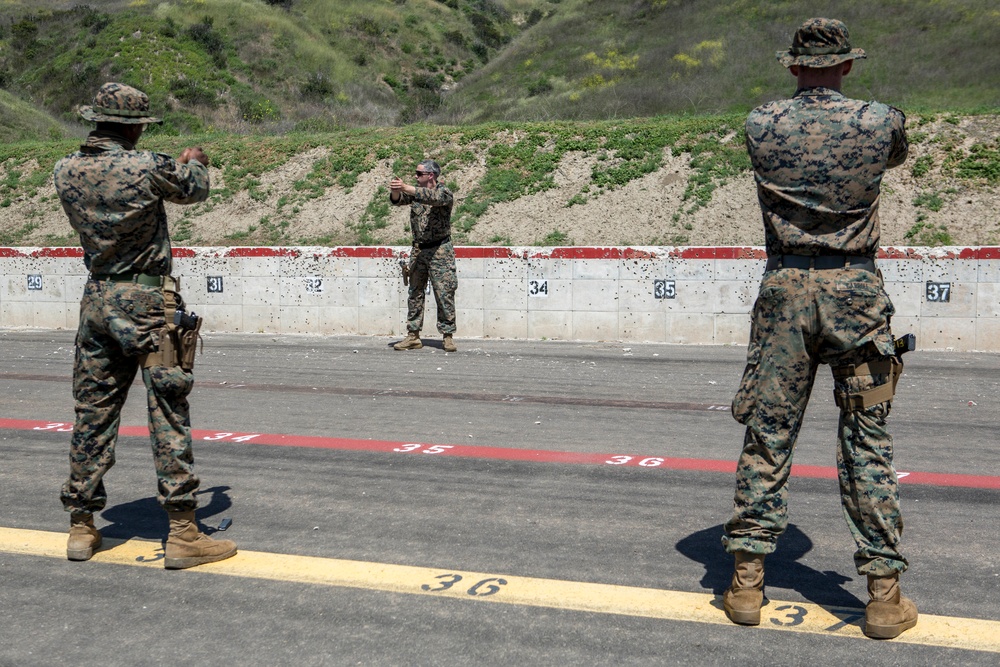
[894,333,916,357]
[399,259,410,286]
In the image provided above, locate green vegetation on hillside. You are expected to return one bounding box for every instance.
[0,2,997,248]
[1,0,997,139]
[0,88,67,143]
[0,113,752,245]
[2,112,997,247]
[0,0,555,135]
[437,0,1000,122]
[447,115,749,237]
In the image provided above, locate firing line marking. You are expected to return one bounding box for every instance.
[5,418,999,489]
[1,526,998,653]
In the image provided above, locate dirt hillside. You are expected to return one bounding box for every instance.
[3,115,998,249]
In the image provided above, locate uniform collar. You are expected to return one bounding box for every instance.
[793,86,845,99]
[83,130,136,152]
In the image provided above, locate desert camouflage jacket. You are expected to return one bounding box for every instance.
[392,183,454,245]
[53,131,210,276]
[745,87,908,258]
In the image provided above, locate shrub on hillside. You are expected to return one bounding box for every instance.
[237,92,280,124]
[302,72,334,99]
[187,17,226,67]
[79,8,111,33]
[411,73,441,92]
[400,88,441,123]
[170,77,219,109]
[527,76,553,97]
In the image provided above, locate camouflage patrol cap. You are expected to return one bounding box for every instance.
[777,18,867,68]
[78,82,163,125]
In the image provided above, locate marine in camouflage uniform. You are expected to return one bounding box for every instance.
[720,19,918,639]
[390,159,458,351]
[54,82,236,569]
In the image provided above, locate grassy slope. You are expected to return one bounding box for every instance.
[0,0,997,137]
[0,0,549,135]
[0,112,750,240]
[0,88,67,143]
[0,1,997,248]
[436,0,1000,122]
[2,113,998,248]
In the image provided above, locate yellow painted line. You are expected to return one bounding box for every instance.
[3,526,998,653]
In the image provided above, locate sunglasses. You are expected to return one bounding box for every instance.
[415,170,433,176]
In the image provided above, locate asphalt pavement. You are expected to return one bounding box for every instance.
[2,329,999,666]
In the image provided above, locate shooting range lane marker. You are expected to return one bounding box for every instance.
[0,526,997,653]
[5,418,1000,490]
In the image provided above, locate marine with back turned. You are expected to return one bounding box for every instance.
[720,18,917,639]
[54,82,237,570]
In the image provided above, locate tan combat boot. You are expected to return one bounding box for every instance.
[164,511,237,570]
[67,512,102,561]
[394,332,423,350]
[864,573,918,639]
[723,552,765,625]
[443,334,457,352]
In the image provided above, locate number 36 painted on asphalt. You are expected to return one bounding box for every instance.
[421,573,508,597]
[605,455,665,467]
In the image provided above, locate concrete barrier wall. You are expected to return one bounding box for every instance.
[2,246,999,351]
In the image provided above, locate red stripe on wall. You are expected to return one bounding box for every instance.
[3,246,1000,260]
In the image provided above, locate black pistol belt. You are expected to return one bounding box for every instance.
[415,235,450,250]
[90,272,164,287]
[765,254,876,272]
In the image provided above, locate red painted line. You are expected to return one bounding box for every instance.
[5,417,999,490]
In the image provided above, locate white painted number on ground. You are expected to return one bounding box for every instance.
[32,422,73,432]
[203,433,260,442]
[604,455,665,467]
[393,443,455,454]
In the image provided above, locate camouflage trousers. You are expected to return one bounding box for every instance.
[61,279,199,515]
[722,267,908,576]
[405,241,457,335]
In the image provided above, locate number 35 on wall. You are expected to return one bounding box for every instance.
[654,279,676,299]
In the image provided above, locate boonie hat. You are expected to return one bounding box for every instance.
[777,17,867,68]
[78,82,163,125]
